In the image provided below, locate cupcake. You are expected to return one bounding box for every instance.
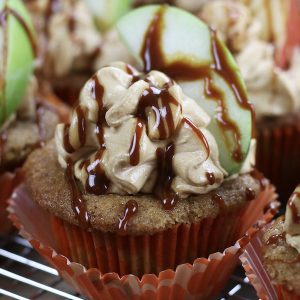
[10,5,278,299]
[0,0,68,235]
[241,184,300,300]
[25,0,133,105]
[198,0,300,204]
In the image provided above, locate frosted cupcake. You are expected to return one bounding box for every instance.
[0,0,68,235]
[241,185,300,299]
[25,0,133,105]
[10,5,278,299]
[199,0,300,204]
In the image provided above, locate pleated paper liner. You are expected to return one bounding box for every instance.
[8,184,278,300]
[0,169,24,235]
[240,224,300,300]
[256,114,300,204]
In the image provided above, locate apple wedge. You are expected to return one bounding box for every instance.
[0,0,35,127]
[85,0,133,31]
[117,5,253,175]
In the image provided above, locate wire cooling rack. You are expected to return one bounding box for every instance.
[0,234,258,300]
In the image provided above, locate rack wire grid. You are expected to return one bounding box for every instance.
[0,234,258,300]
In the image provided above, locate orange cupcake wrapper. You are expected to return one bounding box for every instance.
[8,184,278,300]
[256,120,300,201]
[240,225,300,300]
[0,169,24,235]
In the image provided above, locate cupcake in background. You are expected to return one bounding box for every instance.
[241,184,300,300]
[25,0,134,105]
[9,5,278,299]
[0,0,68,235]
[199,0,300,204]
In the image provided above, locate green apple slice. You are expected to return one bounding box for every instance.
[85,0,133,31]
[117,5,253,175]
[0,0,35,127]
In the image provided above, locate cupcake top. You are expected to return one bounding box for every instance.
[262,185,300,294]
[200,0,300,119]
[0,1,68,171]
[29,5,266,233]
[26,0,102,78]
[56,62,227,201]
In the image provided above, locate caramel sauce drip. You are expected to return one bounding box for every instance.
[212,193,226,211]
[245,187,256,201]
[66,158,91,229]
[0,7,37,57]
[154,143,178,210]
[84,74,110,195]
[182,117,210,160]
[129,119,144,166]
[118,200,138,233]
[266,232,286,245]
[206,172,215,185]
[137,84,180,140]
[288,192,300,224]
[140,6,255,163]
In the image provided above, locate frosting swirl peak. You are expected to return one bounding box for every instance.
[55,63,227,205]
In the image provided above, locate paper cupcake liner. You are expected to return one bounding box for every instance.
[8,183,278,300]
[240,225,300,300]
[0,169,24,235]
[256,118,300,204]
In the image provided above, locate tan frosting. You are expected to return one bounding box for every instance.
[200,0,257,52]
[175,0,209,13]
[55,62,227,198]
[94,29,135,70]
[285,185,300,253]
[237,43,300,119]
[27,0,102,77]
[200,0,300,119]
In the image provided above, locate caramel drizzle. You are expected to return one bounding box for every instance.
[206,172,215,185]
[266,232,286,245]
[182,117,210,160]
[129,119,144,166]
[118,199,138,233]
[245,187,256,201]
[212,193,226,211]
[136,84,180,139]
[288,192,300,224]
[83,75,110,195]
[140,6,255,163]
[154,143,178,210]
[66,158,91,229]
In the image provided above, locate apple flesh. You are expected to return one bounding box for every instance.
[117,5,252,175]
[0,0,35,127]
[85,0,133,31]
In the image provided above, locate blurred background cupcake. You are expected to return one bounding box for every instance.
[198,0,300,205]
[0,0,68,235]
[25,0,134,106]
[240,184,300,299]
[9,5,279,299]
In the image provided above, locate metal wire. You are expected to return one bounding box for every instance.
[0,234,258,299]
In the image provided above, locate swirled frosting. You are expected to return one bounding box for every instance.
[27,0,102,77]
[285,185,300,253]
[56,62,227,201]
[200,0,300,119]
